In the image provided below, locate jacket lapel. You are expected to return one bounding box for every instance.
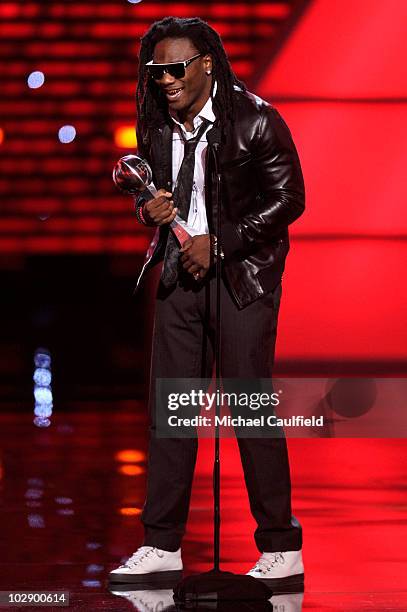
[151,122,173,191]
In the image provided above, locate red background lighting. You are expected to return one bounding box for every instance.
[1,0,406,364]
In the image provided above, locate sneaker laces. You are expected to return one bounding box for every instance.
[252,552,285,574]
[120,546,163,569]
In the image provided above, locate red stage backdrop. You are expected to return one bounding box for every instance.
[1,0,406,365]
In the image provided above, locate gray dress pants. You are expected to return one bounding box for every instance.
[141,268,302,553]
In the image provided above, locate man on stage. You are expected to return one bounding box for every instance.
[110,16,305,592]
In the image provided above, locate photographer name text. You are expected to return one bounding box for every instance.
[167,415,324,428]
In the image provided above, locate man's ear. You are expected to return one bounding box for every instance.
[203,54,213,73]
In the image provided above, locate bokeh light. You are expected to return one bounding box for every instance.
[114,125,137,148]
[115,449,145,463]
[34,386,53,405]
[119,507,142,516]
[58,125,76,144]
[33,367,52,386]
[118,464,144,476]
[34,348,51,369]
[33,348,53,427]
[27,71,45,89]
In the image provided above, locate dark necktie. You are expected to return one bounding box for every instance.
[161,119,210,288]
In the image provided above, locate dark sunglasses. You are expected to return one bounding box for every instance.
[146,53,203,80]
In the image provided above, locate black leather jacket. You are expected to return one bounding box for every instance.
[135,88,305,309]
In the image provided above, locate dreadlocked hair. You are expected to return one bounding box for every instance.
[136,17,246,148]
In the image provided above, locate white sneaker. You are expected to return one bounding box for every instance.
[109,546,183,584]
[247,550,304,593]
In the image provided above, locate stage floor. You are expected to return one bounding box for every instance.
[0,404,406,610]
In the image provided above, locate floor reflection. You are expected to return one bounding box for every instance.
[108,587,304,611]
[0,407,406,610]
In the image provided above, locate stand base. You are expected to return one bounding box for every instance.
[173,569,273,604]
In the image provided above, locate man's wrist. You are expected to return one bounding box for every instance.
[135,204,148,226]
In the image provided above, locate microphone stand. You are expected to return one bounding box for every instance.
[212,134,222,573]
[173,129,273,605]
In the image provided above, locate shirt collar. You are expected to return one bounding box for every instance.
[169,81,217,133]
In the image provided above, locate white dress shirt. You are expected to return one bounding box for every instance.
[169,84,216,236]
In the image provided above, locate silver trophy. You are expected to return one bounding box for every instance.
[113,155,158,197]
[113,154,198,245]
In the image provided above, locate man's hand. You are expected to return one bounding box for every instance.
[143,189,178,226]
[180,235,211,278]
